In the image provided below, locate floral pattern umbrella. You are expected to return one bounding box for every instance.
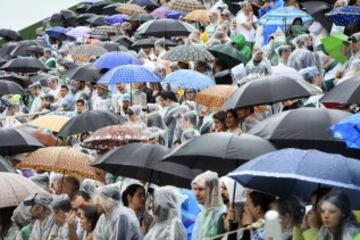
[71,44,107,63]
[195,85,238,110]
[162,42,214,62]
[116,4,147,15]
[17,147,105,182]
[183,9,210,23]
[166,0,205,14]
[82,125,148,150]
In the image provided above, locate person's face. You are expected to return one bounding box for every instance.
[76,102,85,114]
[30,204,42,219]
[71,196,90,218]
[254,52,263,62]
[49,80,57,89]
[236,108,247,119]
[80,211,92,232]
[245,197,260,221]
[213,118,225,132]
[159,97,169,107]
[352,40,360,52]
[97,87,107,97]
[283,49,291,60]
[128,188,145,211]
[60,87,68,98]
[116,84,126,92]
[61,180,74,196]
[52,209,67,225]
[122,100,130,109]
[226,112,237,128]
[30,87,38,95]
[320,201,342,229]
[128,111,137,121]
[220,181,229,204]
[184,90,195,100]
[192,182,207,205]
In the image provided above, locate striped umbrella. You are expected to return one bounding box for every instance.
[166,0,205,14]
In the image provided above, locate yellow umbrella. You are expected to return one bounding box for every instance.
[195,85,237,110]
[183,9,210,24]
[26,115,70,132]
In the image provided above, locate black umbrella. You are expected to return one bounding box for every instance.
[222,75,322,110]
[162,132,276,176]
[0,43,17,61]
[0,129,44,156]
[51,10,77,22]
[86,1,112,14]
[77,13,97,25]
[129,0,159,8]
[93,143,200,188]
[110,35,134,48]
[99,42,121,52]
[25,45,44,56]
[58,110,121,137]
[0,156,15,172]
[0,57,48,74]
[86,15,107,27]
[136,19,196,38]
[64,64,101,82]
[103,2,123,15]
[301,1,332,33]
[248,108,360,158]
[0,29,22,41]
[131,37,176,50]
[320,77,360,106]
[0,80,25,95]
[11,40,47,57]
[75,2,92,13]
[128,14,154,22]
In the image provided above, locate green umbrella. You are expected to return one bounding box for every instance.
[208,44,247,68]
[321,34,350,64]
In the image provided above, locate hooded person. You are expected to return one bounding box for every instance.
[299,66,324,108]
[144,186,187,240]
[94,185,143,240]
[80,179,98,198]
[191,171,226,240]
[318,190,360,240]
[48,195,72,239]
[126,105,146,131]
[6,202,34,240]
[232,34,252,62]
[245,45,272,75]
[288,34,318,71]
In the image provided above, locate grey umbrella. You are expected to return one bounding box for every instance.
[0,156,15,172]
[136,19,196,38]
[0,57,48,74]
[162,42,214,62]
[0,80,25,95]
[0,129,44,156]
[64,64,101,83]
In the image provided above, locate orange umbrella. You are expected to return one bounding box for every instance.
[29,130,58,146]
[17,147,105,182]
[195,85,238,110]
[116,4,146,15]
[183,9,210,23]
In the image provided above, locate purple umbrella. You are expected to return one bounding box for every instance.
[105,14,126,25]
[94,51,141,69]
[150,6,171,18]
[66,26,90,40]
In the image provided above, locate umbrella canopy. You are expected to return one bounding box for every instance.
[258,6,313,26]
[129,0,159,8]
[321,77,360,106]
[150,6,172,18]
[46,26,68,38]
[208,44,247,68]
[105,14,126,25]
[183,9,210,23]
[86,1,112,14]
[110,35,134,48]
[0,80,25,95]
[131,37,176,50]
[25,114,70,132]
[93,143,200,188]
[77,13,97,25]
[229,148,360,206]
[91,25,122,36]
[86,15,107,27]
[82,125,147,150]
[162,42,214,62]
[0,43,17,61]
[222,75,321,110]
[98,42,121,52]
[29,73,57,85]
[166,0,204,14]
[64,64,101,82]
[65,26,90,40]
[128,14,155,22]
[10,40,47,57]
[51,9,77,22]
[29,130,58,147]
[0,157,15,172]
[58,110,120,137]
[136,19,196,38]
[331,112,360,150]
[17,147,105,182]
[0,29,22,41]
[163,133,275,176]
[94,51,141,69]
[98,64,161,84]
[0,129,44,156]
[103,2,123,15]
[248,108,360,158]
[71,44,107,63]
[195,85,237,110]
[164,69,215,90]
[321,34,350,64]
[326,6,360,26]
[116,4,147,15]
[0,57,47,73]
[0,172,47,208]
[300,1,332,33]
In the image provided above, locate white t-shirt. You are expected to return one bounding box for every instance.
[235,11,257,42]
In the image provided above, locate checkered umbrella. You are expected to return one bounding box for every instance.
[0,172,47,208]
[91,25,122,36]
[71,44,107,63]
[166,0,205,14]
[162,42,214,62]
[115,4,146,15]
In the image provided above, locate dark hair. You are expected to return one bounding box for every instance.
[0,207,16,238]
[122,184,145,207]
[226,109,238,121]
[159,91,178,103]
[80,205,101,232]
[70,191,91,202]
[249,191,275,214]
[213,111,226,122]
[52,197,72,212]
[273,196,305,225]
[64,176,80,194]
[60,85,69,91]
[76,99,85,106]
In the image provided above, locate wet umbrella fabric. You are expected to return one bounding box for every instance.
[331,112,360,150]
[136,19,196,38]
[208,44,247,68]
[164,69,215,90]
[326,6,360,26]
[93,143,200,188]
[0,57,48,73]
[0,29,22,41]
[162,43,214,62]
[162,132,276,176]
[94,51,141,69]
[0,129,44,156]
[132,38,176,50]
[0,80,25,95]
[321,77,360,106]
[64,64,100,82]
[58,110,121,137]
[0,157,15,172]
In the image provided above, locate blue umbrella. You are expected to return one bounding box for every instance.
[105,14,126,25]
[164,70,215,90]
[166,11,185,20]
[326,6,360,26]
[331,112,360,150]
[94,52,141,69]
[98,64,161,84]
[229,148,360,206]
[46,26,68,38]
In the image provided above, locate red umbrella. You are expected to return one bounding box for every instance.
[82,125,147,150]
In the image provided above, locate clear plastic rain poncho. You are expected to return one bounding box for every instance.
[144,186,187,240]
[191,171,226,240]
[94,185,143,240]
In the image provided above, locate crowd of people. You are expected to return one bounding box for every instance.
[1,0,360,239]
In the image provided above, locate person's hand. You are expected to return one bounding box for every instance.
[67,210,77,230]
[228,207,237,223]
[242,206,253,226]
